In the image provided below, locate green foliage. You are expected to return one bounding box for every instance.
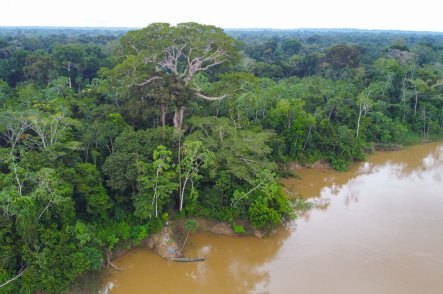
[247,172,292,229]
[267,98,315,159]
[20,228,95,293]
[229,170,292,229]
[0,79,11,107]
[326,44,362,69]
[281,38,302,56]
[232,223,245,234]
[291,198,313,211]
[71,163,111,218]
[111,22,238,129]
[103,127,174,195]
[248,199,281,229]
[1,26,443,292]
[187,116,277,182]
[130,225,149,245]
[184,219,198,233]
[178,139,215,211]
[134,145,178,219]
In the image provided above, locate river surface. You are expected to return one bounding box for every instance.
[101,142,443,294]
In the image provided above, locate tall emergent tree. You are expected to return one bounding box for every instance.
[115,22,237,129]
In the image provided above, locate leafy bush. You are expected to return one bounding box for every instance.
[248,200,282,229]
[232,223,245,234]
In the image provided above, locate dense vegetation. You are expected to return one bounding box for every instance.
[1,24,442,292]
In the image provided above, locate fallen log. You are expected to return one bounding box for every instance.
[173,257,205,262]
[109,261,123,271]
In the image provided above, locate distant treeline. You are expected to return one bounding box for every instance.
[0,25,442,293]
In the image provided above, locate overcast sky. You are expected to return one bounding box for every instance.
[1,0,442,32]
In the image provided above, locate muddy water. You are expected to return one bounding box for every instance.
[101,142,443,294]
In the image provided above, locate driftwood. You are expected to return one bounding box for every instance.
[109,261,123,271]
[173,257,206,262]
[106,249,123,271]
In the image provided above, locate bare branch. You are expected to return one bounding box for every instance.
[1,120,29,153]
[136,76,163,86]
[128,41,141,55]
[27,112,65,151]
[182,46,227,84]
[125,66,138,87]
[12,163,28,197]
[0,267,27,289]
[37,199,53,220]
[231,178,268,208]
[143,56,158,64]
[158,44,186,75]
[197,59,225,72]
[195,92,227,101]
[22,136,43,151]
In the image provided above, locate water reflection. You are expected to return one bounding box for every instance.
[101,142,443,294]
[282,142,443,201]
[266,142,443,293]
[102,228,291,294]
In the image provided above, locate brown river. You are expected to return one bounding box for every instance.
[101,142,443,294]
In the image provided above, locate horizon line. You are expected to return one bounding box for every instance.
[0,25,442,34]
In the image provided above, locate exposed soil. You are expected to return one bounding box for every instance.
[144,226,180,259]
[140,217,268,260]
[288,160,331,170]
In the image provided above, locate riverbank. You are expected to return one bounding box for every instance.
[146,141,443,261]
[143,217,271,260]
[286,138,443,174]
[69,218,268,292]
[98,142,443,293]
[96,140,443,291]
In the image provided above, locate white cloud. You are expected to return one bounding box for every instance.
[0,0,442,31]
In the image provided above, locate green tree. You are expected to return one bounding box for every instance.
[231,170,291,229]
[23,50,57,87]
[103,127,174,199]
[115,22,238,129]
[135,145,178,219]
[0,80,10,107]
[281,38,302,56]
[177,219,198,255]
[187,116,277,183]
[356,90,373,138]
[267,98,315,158]
[53,44,86,89]
[71,163,111,218]
[178,140,214,211]
[326,44,362,69]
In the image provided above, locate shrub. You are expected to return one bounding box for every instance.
[232,223,245,234]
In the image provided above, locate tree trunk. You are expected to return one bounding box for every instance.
[67,67,72,88]
[106,249,122,271]
[179,177,189,212]
[356,103,362,138]
[177,231,190,256]
[177,134,182,212]
[173,105,185,130]
[328,106,336,120]
[414,91,418,117]
[302,125,313,152]
[401,75,407,122]
[426,119,430,139]
[155,195,158,218]
[161,103,167,128]
[106,249,112,269]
